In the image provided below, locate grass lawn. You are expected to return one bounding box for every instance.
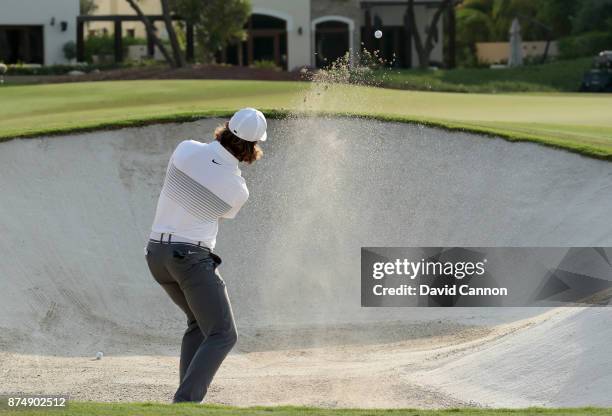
[0,402,611,416]
[374,58,593,93]
[0,79,611,159]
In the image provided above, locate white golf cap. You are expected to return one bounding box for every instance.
[228,108,267,142]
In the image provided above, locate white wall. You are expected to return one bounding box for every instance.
[476,41,559,64]
[251,0,311,70]
[414,5,444,65]
[362,1,445,67]
[0,0,79,65]
[89,0,165,39]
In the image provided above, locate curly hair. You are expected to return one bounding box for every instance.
[214,121,263,164]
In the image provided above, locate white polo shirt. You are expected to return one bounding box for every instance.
[150,140,249,249]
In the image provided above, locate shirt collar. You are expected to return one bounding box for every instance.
[209,140,240,172]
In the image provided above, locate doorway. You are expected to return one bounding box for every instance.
[0,25,44,64]
[314,20,350,68]
[243,14,288,70]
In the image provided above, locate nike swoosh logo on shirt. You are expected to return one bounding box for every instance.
[212,159,221,165]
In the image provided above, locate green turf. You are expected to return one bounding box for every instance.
[0,80,611,159]
[375,58,593,93]
[0,402,611,416]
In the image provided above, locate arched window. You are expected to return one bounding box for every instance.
[224,13,288,70]
[312,16,354,68]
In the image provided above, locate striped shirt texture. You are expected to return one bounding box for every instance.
[150,140,249,249]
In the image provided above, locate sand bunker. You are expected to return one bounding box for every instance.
[0,118,610,407]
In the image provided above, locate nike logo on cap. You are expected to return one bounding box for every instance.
[212,159,221,165]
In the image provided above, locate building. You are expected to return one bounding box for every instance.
[0,0,79,65]
[476,41,559,65]
[227,0,449,70]
[86,0,166,39]
[84,0,449,70]
[0,0,448,68]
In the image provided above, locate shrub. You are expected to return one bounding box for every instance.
[249,60,281,71]
[4,59,168,76]
[63,41,77,61]
[84,34,114,63]
[372,57,592,93]
[84,34,147,63]
[6,63,111,75]
[559,31,612,59]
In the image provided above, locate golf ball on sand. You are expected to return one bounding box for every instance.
[96,351,103,360]
[374,30,383,39]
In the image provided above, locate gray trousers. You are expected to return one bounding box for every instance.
[145,239,237,403]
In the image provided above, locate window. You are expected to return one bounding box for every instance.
[0,25,44,64]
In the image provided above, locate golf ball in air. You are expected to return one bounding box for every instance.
[96,351,103,360]
[374,30,383,39]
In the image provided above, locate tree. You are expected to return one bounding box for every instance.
[456,4,494,66]
[536,0,578,38]
[161,0,185,67]
[572,0,612,34]
[488,0,546,41]
[80,0,98,15]
[171,0,251,63]
[405,0,453,69]
[454,0,573,66]
[124,0,177,67]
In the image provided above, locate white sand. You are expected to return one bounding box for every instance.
[0,119,610,407]
[2,308,609,407]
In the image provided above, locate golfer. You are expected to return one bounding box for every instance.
[145,108,266,403]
